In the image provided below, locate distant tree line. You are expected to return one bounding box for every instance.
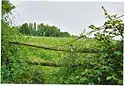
[18,22,70,37]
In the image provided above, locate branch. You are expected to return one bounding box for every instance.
[9,42,102,53]
[26,61,60,67]
[26,60,104,69]
[60,29,94,47]
[117,15,124,19]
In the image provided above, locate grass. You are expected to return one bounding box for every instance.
[12,35,104,83]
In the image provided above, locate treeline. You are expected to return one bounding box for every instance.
[18,22,70,37]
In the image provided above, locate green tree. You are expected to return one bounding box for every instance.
[1,0,22,83]
[34,22,36,30]
[29,23,33,30]
[62,32,70,37]
[1,0,16,65]
[18,22,71,37]
[19,23,30,35]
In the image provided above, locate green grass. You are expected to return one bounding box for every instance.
[20,36,101,48]
[17,36,103,64]
[13,36,104,83]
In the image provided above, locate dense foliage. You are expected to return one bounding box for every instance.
[1,0,20,82]
[1,0,45,83]
[51,6,123,85]
[1,1,123,85]
[18,22,70,37]
[88,6,123,84]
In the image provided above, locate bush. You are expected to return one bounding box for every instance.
[1,0,45,83]
[51,6,123,85]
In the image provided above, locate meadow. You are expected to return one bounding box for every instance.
[11,36,103,83]
[2,1,123,84]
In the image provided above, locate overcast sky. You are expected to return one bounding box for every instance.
[9,0,124,36]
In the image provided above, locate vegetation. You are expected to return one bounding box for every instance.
[1,0,123,85]
[18,22,70,37]
[52,6,123,84]
[1,0,45,83]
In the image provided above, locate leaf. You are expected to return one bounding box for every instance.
[76,76,79,79]
[118,80,123,84]
[97,77,101,81]
[80,77,87,81]
[114,51,122,56]
[106,76,112,80]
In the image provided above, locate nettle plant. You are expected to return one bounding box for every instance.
[55,6,123,85]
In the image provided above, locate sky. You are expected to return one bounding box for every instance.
[9,0,124,36]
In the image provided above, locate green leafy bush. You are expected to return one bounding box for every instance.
[1,0,45,83]
[52,6,123,85]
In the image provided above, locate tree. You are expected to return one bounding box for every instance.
[62,32,70,37]
[29,23,33,30]
[18,22,71,37]
[1,0,22,83]
[19,23,30,35]
[34,22,36,30]
[1,0,16,65]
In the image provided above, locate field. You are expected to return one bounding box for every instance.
[10,36,103,83]
[1,1,123,84]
